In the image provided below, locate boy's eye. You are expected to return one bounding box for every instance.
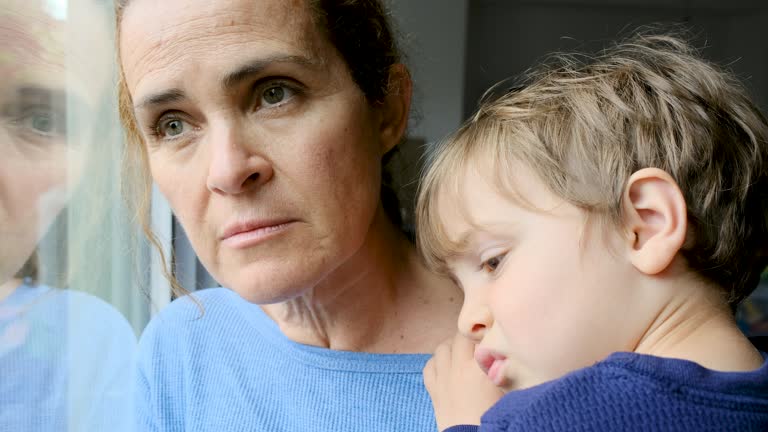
[481,254,505,273]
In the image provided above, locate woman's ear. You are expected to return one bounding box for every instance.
[377,64,412,155]
[622,168,688,275]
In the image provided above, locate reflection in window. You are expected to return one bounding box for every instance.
[1,0,146,430]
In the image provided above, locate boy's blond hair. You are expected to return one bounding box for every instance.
[417,32,768,305]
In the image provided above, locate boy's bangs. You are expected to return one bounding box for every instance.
[417,117,531,272]
[416,134,472,274]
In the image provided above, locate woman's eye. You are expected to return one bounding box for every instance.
[156,117,190,139]
[18,108,66,138]
[259,84,296,107]
[480,254,505,274]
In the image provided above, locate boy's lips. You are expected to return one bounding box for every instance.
[474,346,510,387]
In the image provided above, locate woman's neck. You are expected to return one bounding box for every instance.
[634,277,763,372]
[260,207,462,353]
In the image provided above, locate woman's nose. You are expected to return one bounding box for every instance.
[206,126,273,195]
[457,292,494,343]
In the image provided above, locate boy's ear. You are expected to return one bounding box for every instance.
[377,64,412,155]
[622,168,687,275]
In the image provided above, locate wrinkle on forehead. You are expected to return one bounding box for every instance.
[0,10,65,71]
[1,2,111,102]
[120,0,325,94]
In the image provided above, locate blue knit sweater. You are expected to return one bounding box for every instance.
[0,284,136,431]
[136,287,438,431]
[445,351,768,432]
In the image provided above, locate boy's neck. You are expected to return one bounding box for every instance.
[633,275,763,372]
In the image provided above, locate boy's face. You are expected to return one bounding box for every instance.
[440,162,643,391]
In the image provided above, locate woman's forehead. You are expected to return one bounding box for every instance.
[1,0,110,107]
[123,0,311,33]
[1,4,65,67]
[120,0,324,93]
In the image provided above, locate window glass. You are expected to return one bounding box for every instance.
[1,0,146,429]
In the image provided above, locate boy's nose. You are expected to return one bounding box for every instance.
[457,298,493,343]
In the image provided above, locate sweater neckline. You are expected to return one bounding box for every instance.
[601,351,768,397]
[226,288,431,373]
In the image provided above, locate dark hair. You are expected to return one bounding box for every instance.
[308,0,401,104]
[308,0,408,230]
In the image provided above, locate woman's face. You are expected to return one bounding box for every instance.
[121,0,396,302]
[0,0,101,283]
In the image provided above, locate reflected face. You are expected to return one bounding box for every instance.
[121,0,388,302]
[440,162,639,391]
[0,2,70,283]
[0,0,106,283]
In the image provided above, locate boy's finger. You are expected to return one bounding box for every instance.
[422,357,436,388]
[451,332,476,361]
[423,356,434,376]
[433,339,452,371]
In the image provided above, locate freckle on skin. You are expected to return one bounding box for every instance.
[449,296,454,302]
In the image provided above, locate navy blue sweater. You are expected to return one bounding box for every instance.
[445,351,768,432]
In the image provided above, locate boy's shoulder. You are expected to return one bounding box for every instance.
[482,352,768,432]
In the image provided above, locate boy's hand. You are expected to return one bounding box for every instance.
[423,333,505,431]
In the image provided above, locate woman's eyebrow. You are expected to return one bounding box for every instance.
[134,88,186,112]
[133,55,318,113]
[17,86,67,107]
[221,55,318,90]
[10,86,88,116]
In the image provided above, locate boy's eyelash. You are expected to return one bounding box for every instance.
[478,253,506,274]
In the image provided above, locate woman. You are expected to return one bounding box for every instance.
[1,1,136,430]
[117,0,464,430]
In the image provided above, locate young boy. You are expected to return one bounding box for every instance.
[417,33,768,432]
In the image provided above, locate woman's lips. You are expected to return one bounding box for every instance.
[474,346,510,388]
[220,220,295,249]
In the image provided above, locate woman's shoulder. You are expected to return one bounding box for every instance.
[1,284,136,374]
[63,289,137,345]
[138,288,244,347]
[145,287,241,323]
[136,287,265,390]
[12,284,136,342]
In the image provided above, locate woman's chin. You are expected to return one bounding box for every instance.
[232,285,308,305]
[222,267,321,305]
